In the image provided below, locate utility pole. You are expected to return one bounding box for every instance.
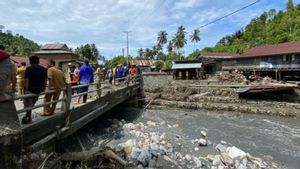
[122,48,125,57]
[124,31,131,64]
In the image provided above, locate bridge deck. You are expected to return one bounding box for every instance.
[15,82,140,148]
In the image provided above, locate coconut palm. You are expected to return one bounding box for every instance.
[172,25,187,54]
[138,48,143,58]
[190,29,201,51]
[167,41,173,54]
[157,31,168,46]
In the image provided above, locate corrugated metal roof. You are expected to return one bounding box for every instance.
[34,50,73,54]
[240,41,300,58]
[172,63,202,69]
[129,59,155,66]
[41,44,69,51]
[201,52,237,59]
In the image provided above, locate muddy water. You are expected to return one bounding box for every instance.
[63,108,300,169]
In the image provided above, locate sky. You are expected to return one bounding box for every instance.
[0,0,298,59]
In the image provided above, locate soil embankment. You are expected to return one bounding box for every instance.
[143,74,300,117]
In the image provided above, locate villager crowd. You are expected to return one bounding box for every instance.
[0,45,137,124]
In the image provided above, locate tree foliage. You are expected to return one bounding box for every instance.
[74,43,104,64]
[0,31,40,56]
[203,1,300,54]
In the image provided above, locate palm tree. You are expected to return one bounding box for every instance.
[172,25,187,54]
[145,48,151,59]
[138,48,143,58]
[152,46,158,60]
[190,29,201,51]
[167,41,173,54]
[157,31,168,46]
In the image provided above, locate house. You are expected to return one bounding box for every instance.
[129,59,156,72]
[200,52,238,72]
[171,60,204,80]
[221,41,300,81]
[34,43,79,71]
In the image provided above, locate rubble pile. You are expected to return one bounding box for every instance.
[103,118,283,169]
[219,72,246,83]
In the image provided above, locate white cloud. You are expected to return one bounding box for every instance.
[0,0,287,58]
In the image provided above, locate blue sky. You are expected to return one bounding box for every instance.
[0,0,298,59]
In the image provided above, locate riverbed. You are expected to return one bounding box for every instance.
[63,108,300,169]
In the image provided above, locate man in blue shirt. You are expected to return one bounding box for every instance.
[77,60,94,103]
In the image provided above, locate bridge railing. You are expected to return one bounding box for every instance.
[14,74,142,120]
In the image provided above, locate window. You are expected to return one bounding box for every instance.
[283,55,294,62]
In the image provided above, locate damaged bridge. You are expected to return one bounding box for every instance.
[0,76,144,169]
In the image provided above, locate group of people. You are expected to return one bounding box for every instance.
[96,64,137,85]
[0,45,95,124]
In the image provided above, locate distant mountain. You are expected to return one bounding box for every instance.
[203,0,300,54]
[0,32,40,56]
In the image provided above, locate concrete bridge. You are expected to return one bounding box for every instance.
[0,75,144,169]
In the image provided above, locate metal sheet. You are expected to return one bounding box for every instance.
[172,63,202,69]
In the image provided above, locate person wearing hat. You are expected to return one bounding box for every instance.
[0,45,16,102]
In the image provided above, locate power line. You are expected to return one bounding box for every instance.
[187,0,261,33]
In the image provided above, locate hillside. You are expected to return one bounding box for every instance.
[0,32,40,56]
[203,0,300,54]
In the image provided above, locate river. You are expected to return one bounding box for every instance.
[62,108,300,169]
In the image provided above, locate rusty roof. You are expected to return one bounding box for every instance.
[10,56,48,68]
[241,41,300,58]
[129,59,155,66]
[41,44,69,51]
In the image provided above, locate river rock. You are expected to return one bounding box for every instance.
[124,139,136,155]
[201,130,207,137]
[130,147,142,159]
[212,155,222,166]
[150,134,160,143]
[206,154,215,162]
[227,146,246,159]
[138,149,151,166]
[147,121,156,126]
[185,154,192,161]
[220,153,234,166]
[194,158,203,168]
[198,138,208,146]
[215,144,227,153]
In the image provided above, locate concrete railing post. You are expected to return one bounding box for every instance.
[61,84,72,113]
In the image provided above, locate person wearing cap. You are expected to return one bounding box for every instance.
[16,62,26,95]
[0,45,16,102]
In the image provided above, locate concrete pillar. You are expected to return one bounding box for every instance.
[0,100,22,169]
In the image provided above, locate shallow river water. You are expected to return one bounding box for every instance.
[63,108,300,169]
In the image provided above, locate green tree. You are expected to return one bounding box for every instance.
[137,48,143,58]
[167,41,173,54]
[157,30,168,48]
[190,29,201,51]
[172,25,187,55]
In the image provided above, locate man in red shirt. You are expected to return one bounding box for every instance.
[129,65,136,82]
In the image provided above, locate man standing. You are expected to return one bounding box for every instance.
[77,60,94,103]
[22,55,47,124]
[16,62,26,95]
[43,60,65,116]
[0,45,16,102]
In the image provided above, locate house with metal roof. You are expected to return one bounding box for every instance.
[221,41,300,81]
[34,43,79,71]
[129,59,156,72]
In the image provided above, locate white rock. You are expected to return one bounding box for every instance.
[192,156,203,167]
[151,134,160,143]
[194,147,199,151]
[130,147,142,159]
[200,130,207,137]
[147,121,156,126]
[185,154,192,161]
[124,139,136,155]
[227,146,246,159]
[212,155,222,166]
[215,144,227,153]
[173,124,179,128]
[198,138,207,146]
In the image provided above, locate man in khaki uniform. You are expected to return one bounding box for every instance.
[43,60,65,115]
[16,62,26,95]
